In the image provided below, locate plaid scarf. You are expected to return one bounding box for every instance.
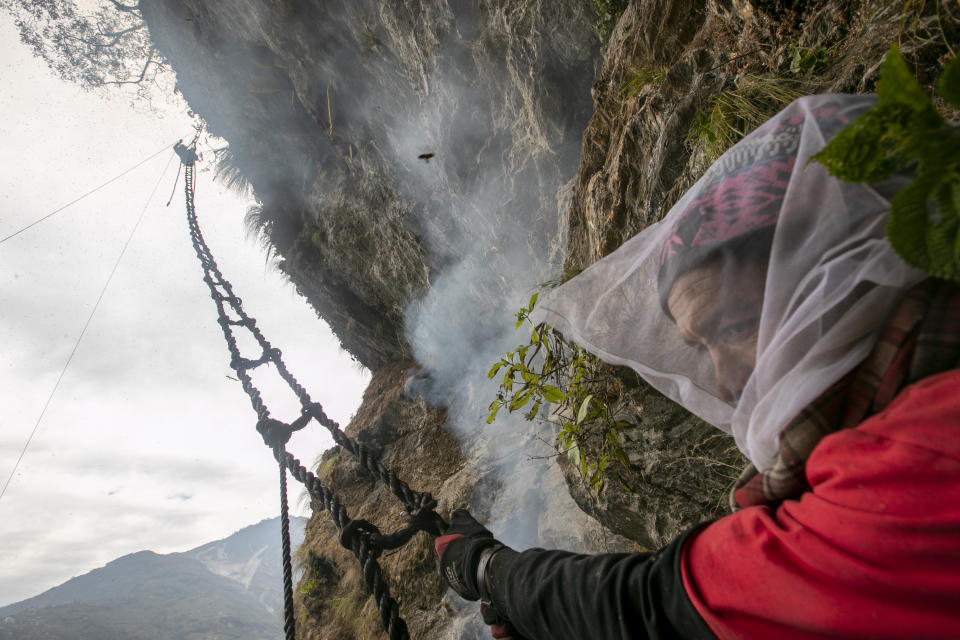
[733,278,960,509]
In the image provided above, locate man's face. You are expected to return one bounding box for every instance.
[667,259,766,404]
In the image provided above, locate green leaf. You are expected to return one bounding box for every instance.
[886,120,960,283]
[587,462,599,485]
[615,447,630,466]
[877,44,940,128]
[811,44,948,184]
[938,53,960,109]
[528,292,539,310]
[809,106,904,182]
[486,404,500,424]
[888,166,951,278]
[931,177,960,273]
[487,361,505,379]
[572,367,584,385]
[531,326,540,344]
[567,443,581,467]
[526,400,542,421]
[810,43,960,285]
[541,385,564,404]
[510,390,532,411]
[558,426,576,449]
[953,180,960,261]
[560,421,579,436]
[576,394,594,424]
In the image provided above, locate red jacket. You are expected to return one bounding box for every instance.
[484,371,960,639]
[683,369,960,639]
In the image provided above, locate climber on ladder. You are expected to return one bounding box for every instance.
[173,139,198,166]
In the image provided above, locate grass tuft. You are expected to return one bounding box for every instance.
[687,74,808,163]
[620,67,665,99]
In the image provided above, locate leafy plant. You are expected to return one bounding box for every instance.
[687,74,807,162]
[591,0,629,43]
[789,44,832,78]
[299,577,318,595]
[487,294,630,496]
[811,44,960,281]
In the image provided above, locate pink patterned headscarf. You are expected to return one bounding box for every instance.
[657,155,794,317]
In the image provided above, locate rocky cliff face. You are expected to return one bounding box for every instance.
[142,0,600,372]
[140,0,958,638]
[293,362,461,639]
[565,0,957,272]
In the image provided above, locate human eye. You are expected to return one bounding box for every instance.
[720,318,757,341]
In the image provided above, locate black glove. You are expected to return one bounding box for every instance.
[481,603,523,640]
[434,509,498,600]
[435,510,528,640]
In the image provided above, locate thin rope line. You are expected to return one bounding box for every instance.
[0,142,176,245]
[0,152,177,505]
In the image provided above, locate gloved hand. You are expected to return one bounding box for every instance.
[481,603,523,640]
[435,510,526,640]
[434,509,497,601]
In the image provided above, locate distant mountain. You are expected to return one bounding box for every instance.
[0,517,305,640]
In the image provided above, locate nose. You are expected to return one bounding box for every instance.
[709,347,749,404]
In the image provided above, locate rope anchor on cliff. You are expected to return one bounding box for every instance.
[175,140,445,640]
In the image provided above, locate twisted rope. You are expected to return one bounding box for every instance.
[181,158,445,640]
[277,449,296,640]
[279,448,410,640]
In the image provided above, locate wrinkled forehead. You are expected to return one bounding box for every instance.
[659,226,776,321]
[667,255,770,334]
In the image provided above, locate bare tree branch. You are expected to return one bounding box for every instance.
[103,0,140,13]
[66,23,143,49]
[4,0,171,101]
[101,45,156,86]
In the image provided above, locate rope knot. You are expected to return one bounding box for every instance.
[401,502,446,537]
[257,417,295,449]
[339,519,384,559]
[256,412,313,450]
[306,402,328,421]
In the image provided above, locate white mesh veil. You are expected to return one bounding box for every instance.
[533,95,927,471]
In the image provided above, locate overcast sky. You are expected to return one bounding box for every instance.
[0,15,369,605]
